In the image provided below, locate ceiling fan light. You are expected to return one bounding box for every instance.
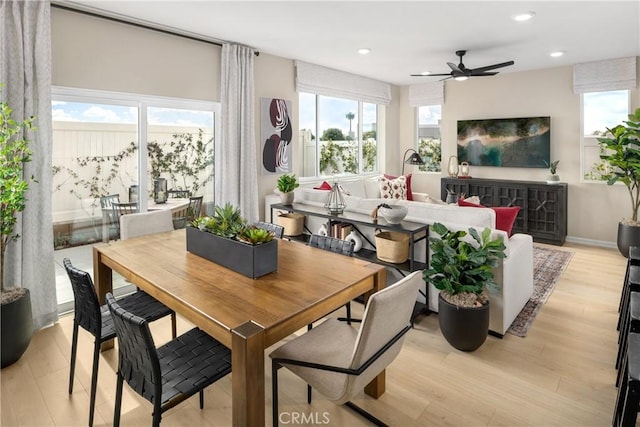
[454,76,468,81]
[513,11,536,21]
[420,71,431,76]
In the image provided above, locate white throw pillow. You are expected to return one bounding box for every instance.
[424,195,447,205]
[378,175,407,200]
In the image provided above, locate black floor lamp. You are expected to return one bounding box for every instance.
[402,148,425,175]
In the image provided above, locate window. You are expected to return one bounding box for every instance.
[417,105,442,172]
[52,87,219,313]
[582,90,630,180]
[299,93,380,178]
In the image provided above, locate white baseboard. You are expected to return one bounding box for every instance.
[565,235,617,249]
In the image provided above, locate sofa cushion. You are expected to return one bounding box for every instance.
[379,175,407,200]
[301,188,331,204]
[363,176,382,199]
[384,173,413,200]
[458,199,520,236]
[398,200,495,229]
[337,180,367,198]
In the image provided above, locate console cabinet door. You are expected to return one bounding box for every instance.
[494,184,528,234]
[527,185,567,244]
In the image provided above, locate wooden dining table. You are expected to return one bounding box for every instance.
[92,229,387,426]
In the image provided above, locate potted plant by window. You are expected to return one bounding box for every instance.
[277,173,299,205]
[1,92,35,367]
[592,108,640,257]
[423,222,506,351]
[545,160,560,184]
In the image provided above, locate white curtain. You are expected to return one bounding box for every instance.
[1,1,57,329]
[216,43,258,221]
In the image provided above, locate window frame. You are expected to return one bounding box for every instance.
[415,104,442,173]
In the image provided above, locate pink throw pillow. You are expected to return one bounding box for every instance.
[313,181,332,190]
[457,199,520,236]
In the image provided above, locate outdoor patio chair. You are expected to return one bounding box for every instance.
[106,292,232,427]
[167,189,190,198]
[111,201,138,238]
[100,194,120,239]
[173,195,203,229]
[270,271,423,427]
[63,258,175,427]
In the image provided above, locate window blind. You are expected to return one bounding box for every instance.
[295,60,392,105]
[573,56,637,93]
[409,81,444,107]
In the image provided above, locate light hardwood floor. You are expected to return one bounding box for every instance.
[0,243,626,426]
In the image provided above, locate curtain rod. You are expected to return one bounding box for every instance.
[51,3,260,56]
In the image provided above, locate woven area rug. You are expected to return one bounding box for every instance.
[507,245,574,337]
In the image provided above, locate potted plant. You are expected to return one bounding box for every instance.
[545,160,560,184]
[423,222,506,351]
[0,90,35,367]
[277,173,299,205]
[591,107,640,257]
[187,203,278,279]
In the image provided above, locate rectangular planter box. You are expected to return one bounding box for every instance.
[186,226,278,279]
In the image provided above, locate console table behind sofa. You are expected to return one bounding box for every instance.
[441,177,568,245]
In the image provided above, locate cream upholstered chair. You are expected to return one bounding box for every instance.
[120,209,174,240]
[270,271,423,426]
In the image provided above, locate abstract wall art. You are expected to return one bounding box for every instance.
[261,98,293,173]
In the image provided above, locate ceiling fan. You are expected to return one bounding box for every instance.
[411,50,514,81]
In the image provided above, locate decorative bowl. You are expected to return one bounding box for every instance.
[378,205,408,224]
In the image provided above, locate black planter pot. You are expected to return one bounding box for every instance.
[617,222,640,258]
[438,293,489,352]
[1,289,33,368]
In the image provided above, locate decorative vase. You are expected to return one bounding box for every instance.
[185,226,278,279]
[279,191,294,205]
[1,289,33,368]
[546,174,560,184]
[448,156,459,178]
[345,231,363,252]
[378,205,408,224]
[617,221,640,258]
[438,293,489,352]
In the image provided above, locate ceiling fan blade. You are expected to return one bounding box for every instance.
[438,76,453,82]
[470,72,499,76]
[471,60,515,73]
[410,73,452,77]
[447,62,463,73]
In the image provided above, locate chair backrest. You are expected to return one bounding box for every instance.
[254,221,285,239]
[308,234,355,256]
[120,209,174,240]
[339,271,422,404]
[100,194,120,209]
[111,202,139,234]
[106,292,162,404]
[168,189,190,198]
[63,258,102,336]
[187,196,203,221]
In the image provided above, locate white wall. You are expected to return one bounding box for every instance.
[400,65,639,245]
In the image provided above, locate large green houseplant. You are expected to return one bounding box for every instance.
[593,107,640,257]
[423,222,506,351]
[0,89,36,367]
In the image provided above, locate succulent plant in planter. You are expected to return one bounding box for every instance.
[0,88,36,367]
[423,222,506,351]
[276,173,299,205]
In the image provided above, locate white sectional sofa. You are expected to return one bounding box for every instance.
[264,176,534,336]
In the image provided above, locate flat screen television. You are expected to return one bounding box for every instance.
[457,116,550,168]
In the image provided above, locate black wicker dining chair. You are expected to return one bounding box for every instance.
[254,221,285,239]
[63,258,176,427]
[307,234,358,325]
[106,293,232,427]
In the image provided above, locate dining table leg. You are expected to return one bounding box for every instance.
[231,320,266,427]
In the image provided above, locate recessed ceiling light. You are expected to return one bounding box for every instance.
[357,48,371,55]
[550,51,565,58]
[513,11,536,21]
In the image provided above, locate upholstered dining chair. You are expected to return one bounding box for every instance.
[173,195,203,229]
[254,220,285,239]
[270,271,423,426]
[111,201,138,238]
[120,209,174,240]
[308,234,356,324]
[63,258,175,427]
[106,293,232,427]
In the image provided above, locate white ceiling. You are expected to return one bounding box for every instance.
[63,1,640,86]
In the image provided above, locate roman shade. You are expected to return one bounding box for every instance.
[295,60,392,105]
[409,81,444,107]
[573,56,637,93]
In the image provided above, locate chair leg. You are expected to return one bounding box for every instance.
[152,401,162,427]
[68,322,79,395]
[344,401,389,427]
[199,390,204,409]
[88,340,101,427]
[114,375,124,427]
[307,385,312,404]
[346,302,352,325]
[272,361,279,427]
[171,313,177,339]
